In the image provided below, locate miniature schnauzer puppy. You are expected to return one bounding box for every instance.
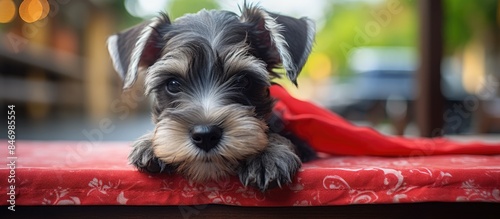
[107,5,316,191]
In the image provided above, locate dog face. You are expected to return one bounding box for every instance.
[107,5,314,182]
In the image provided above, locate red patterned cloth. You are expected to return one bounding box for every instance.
[0,141,500,206]
[1,85,499,206]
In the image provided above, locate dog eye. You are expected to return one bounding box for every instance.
[166,79,182,94]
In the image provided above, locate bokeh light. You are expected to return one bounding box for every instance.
[39,0,50,20]
[19,0,46,23]
[307,53,333,81]
[0,0,16,23]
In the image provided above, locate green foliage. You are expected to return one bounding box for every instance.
[313,0,498,74]
[443,0,498,53]
[314,0,418,75]
[168,0,220,19]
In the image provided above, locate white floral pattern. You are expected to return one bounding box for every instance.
[87,178,121,196]
[42,187,81,205]
[117,191,128,205]
[457,180,500,202]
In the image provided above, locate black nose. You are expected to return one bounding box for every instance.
[190,125,223,152]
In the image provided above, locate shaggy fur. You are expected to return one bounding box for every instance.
[107,5,316,191]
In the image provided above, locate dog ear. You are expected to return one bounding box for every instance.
[240,5,315,86]
[107,15,171,89]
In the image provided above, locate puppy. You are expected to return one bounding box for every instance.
[107,5,316,191]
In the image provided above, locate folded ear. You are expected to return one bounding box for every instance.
[240,5,315,85]
[107,15,171,89]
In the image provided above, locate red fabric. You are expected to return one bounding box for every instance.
[0,141,499,206]
[270,84,500,156]
[0,86,499,206]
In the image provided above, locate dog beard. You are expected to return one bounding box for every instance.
[152,104,268,182]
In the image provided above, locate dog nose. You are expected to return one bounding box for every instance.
[190,125,223,152]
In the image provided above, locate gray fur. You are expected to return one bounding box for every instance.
[128,133,173,173]
[238,133,302,191]
[109,5,316,191]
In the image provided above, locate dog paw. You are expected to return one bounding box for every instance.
[129,134,175,174]
[238,134,301,191]
[137,156,174,174]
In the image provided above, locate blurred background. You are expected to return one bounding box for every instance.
[0,0,499,141]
